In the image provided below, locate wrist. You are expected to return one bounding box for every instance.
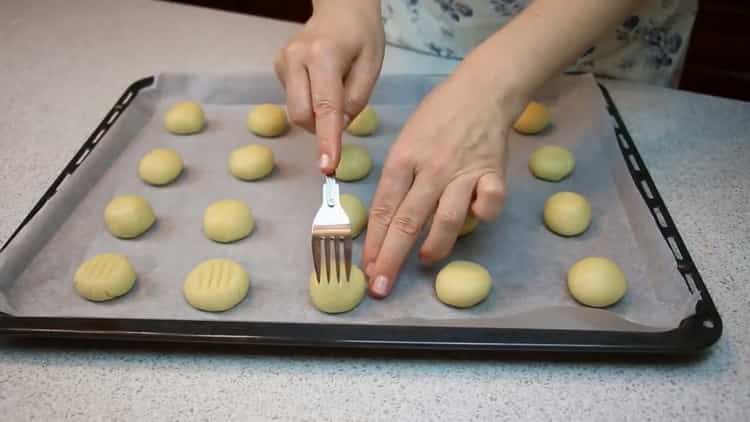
[451,48,531,127]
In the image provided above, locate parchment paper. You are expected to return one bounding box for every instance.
[0,73,698,331]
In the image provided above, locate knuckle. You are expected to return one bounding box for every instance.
[423,162,444,179]
[345,96,367,115]
[480,180,506,202]
[434,209,464,229]
[385,149,412,172]
[312,95,338,115]
[419,155,450,179]
[284,41,307,59]
[369,205,395,228]
[392,215,421,237]
[309,38,336,56]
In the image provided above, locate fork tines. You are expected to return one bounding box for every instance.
[311,176,353,283]
[312,228,352,283]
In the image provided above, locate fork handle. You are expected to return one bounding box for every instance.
[323,176,339,208]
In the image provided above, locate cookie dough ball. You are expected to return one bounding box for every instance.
[435,260,492,308]
[203,199,254,243]
[74,254,136,301]
[309,263,366,314]
[339,193,367,238]
[567,257,627,307]
[459,214,479,237]
[183,258,250,312]
[164,101,205,135]
[247,104,288,137]
[529,145,575,182]
[543,191,591,237]
[138,148,184,186]
[513,101,551,135]
[229,144,274,181]
[346,106,379,136]
[104,195,156,239]
[335,144,373,182]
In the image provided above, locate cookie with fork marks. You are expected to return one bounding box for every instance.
[309,261,366,314]
[183,258,250,312]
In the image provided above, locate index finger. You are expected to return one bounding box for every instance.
[307,60,345,174]
[369,174,442,298]
[362,153,414,271]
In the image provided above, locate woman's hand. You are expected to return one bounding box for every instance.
[274,0,384,174]
[362,64,527,299]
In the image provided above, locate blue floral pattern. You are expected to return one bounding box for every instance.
[427,42,459,58]
[434,0,474,22]
[381,0,697,85]
[489,0,523,17]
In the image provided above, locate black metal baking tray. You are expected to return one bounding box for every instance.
[0,76,722,354]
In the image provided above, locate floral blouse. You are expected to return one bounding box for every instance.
[382,0,698,86]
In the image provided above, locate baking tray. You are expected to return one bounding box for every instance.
[0,73,722,353]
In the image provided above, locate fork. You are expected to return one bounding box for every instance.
[312,176,353,283]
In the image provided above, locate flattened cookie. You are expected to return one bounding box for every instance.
[183,258,250,312]
[309,262,366,314]
[74,253,136,302]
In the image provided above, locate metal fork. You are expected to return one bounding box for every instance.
[312,176,353,283]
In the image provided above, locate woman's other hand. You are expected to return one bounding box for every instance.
[274,0,384,174]
[362,63,527,299]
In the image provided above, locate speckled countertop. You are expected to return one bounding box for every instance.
[1,1,748,421]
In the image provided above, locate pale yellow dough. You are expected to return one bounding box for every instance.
[164,101,205,135]
[138,148,184,185]
[335,144,373,182]
[104,195,155,239]
[247,104,288,137]
[309,262,366,314]
[435,260,492,308]
[459,214,479,237]
[203,199,254,243]
[512,101,551,135]
[567,257,627,307]
[340,193,367,238]
[529,145,575,182]
[543,191,591,237]
[229,144,274,181]
[183,258,250,312]
[346,106,378,136]
[74,253,136,301]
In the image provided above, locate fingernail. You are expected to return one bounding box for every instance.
[370,275,390,298]
[319,154,330,170]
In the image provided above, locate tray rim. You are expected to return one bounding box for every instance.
[0,74,723,354]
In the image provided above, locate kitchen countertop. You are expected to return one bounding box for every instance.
[0,1,748,421]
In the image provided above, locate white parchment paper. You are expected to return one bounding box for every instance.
[0,73,697,331]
